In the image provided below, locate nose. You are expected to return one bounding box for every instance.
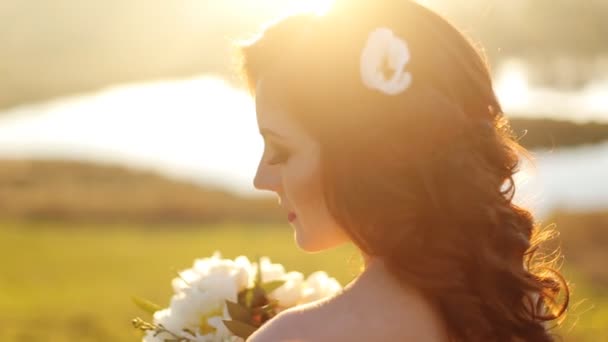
[253,160,281,193]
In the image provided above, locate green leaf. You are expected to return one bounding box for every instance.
[131,296,162,314]
[251,286,268,307]
[260,280,286,294]
[237,288,249,306]
[223,319,258,339]
[260,300,279,314]
[182,328,196,337]
[243,288,254,307]
[225,300,253,322]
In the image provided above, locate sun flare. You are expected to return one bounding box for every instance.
[284,0,335,15]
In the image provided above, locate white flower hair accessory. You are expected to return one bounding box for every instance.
[360,27,413,95]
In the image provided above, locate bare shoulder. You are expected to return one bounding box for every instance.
[373,288,451,342]
[246,289,449,342]
[339,289,449,342]
[246,295,342,342]
[245,305,310,342]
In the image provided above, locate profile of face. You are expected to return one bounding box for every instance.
[253,79,350,252]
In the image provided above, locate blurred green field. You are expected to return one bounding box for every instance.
[0,220,605,341]
[0,221,362,341]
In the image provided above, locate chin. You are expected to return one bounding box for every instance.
[294,230,347,253]
[294,231,319,252]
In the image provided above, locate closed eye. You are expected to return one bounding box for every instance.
[265,143,290,165]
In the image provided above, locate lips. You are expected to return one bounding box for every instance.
[287,212,297,222]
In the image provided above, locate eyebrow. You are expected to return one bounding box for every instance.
[259,128,285,140]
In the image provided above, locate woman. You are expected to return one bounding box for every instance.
[239,0,568,341]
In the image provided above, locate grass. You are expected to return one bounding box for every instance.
[0,221,360,341]
[0,220,604,341]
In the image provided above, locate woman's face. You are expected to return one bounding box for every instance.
[253,79,350,252]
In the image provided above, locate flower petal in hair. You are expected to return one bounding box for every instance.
[360,27,412,95]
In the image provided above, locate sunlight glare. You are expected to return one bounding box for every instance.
[283,0,335,15]
[494,59,531,112]
[415,0,433,7]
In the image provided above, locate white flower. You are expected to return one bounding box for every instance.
[142,330,163,342]
[171,268,201,293]
[257,256,286,282]
[143,308,179,341]
[207,314,233,339]
[268,271,305,308]
[360,27,412,95]
[233,255,255,289]
[169,287,228,329]
[172,253,252,295]
[299,271,343,304]
[141,253,341,342]
[147,252,254,341]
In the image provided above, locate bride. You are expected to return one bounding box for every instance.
[239,0,568,340]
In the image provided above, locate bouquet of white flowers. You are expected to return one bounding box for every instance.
[132,251,343,341]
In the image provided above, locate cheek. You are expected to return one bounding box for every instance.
[283,158,323,215]
[283,156,350,251]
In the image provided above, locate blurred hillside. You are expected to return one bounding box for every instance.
[1,0,607,110]
[510,117,608,149]
[0,159,283,224]
[0,118,606,224]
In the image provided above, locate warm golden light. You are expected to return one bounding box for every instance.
[283,0,335,15]
[415,0,432,6]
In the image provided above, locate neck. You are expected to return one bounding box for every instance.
[343,252,386,291]
[361,250,380,270]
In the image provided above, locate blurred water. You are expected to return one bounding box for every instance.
[512,142,608,219]
[494,59,608,123]
[0,70,607,218]
[0,76,264,196]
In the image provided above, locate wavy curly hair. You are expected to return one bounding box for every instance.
[237,0,569,340]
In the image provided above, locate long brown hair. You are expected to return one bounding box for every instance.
[238,0,569,340]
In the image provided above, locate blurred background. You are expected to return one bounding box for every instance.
[0,0,606,340]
